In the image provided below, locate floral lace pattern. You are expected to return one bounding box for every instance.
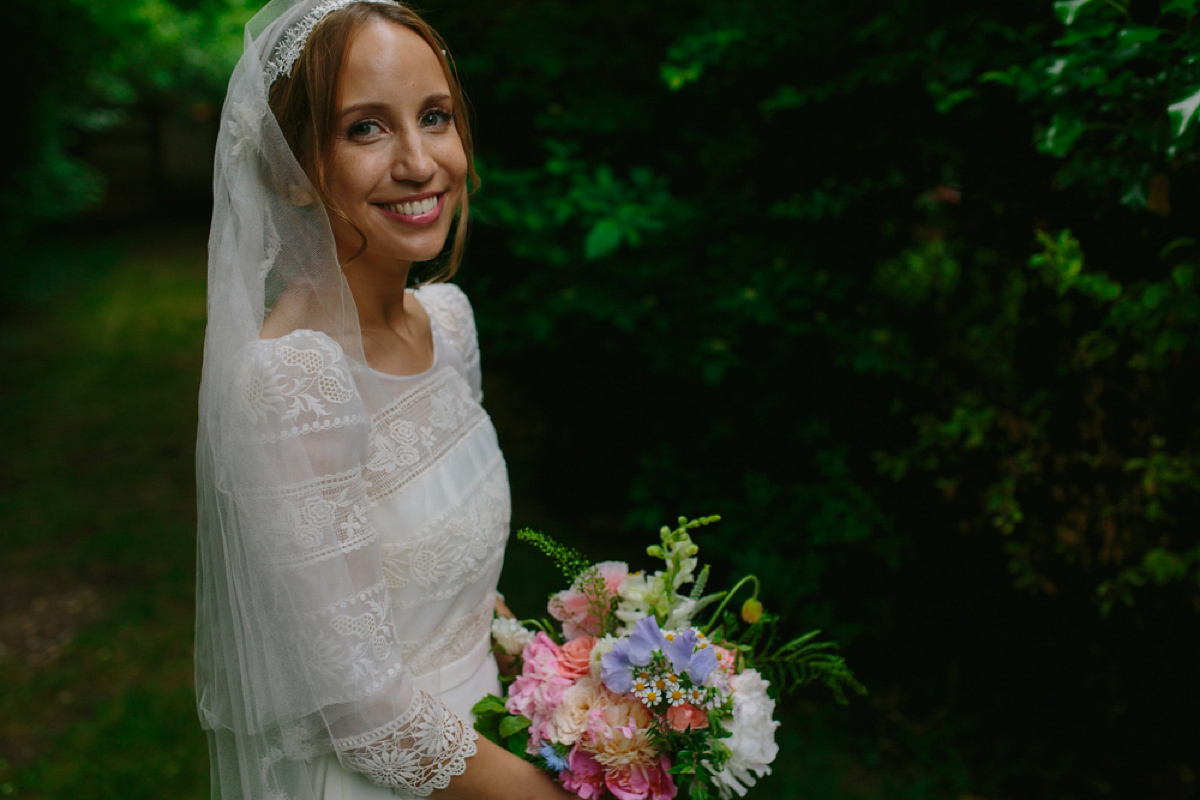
[417,284,480,381]
[228,286,497,796]
[362,367,485,505]
[381,456,510,610]
[300,581,406,700]
[237,331,367,443]
[337,689,479,796]
[247,468,377,569]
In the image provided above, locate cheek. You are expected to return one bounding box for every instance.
[441,137,469,190]
[325,150,380,205]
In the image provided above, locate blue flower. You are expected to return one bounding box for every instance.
[539,742,569,772]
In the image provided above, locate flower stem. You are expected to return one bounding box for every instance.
[701,574,760,635]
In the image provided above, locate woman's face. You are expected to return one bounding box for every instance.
[322,20,467,269]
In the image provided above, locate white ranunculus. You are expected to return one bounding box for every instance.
[546,674,604,745]
[710,668,780,799]
[490,616,535,656]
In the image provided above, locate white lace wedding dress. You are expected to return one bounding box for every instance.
[233,283,507,799]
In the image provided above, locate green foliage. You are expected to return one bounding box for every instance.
[1,0,253,236]
[516,528,591,583]
[980,0,1200,204]
[470,695,534,758]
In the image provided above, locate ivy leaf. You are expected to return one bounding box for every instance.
[1162,0,1199,14]
[1039,113,1086,157]
[585,218,623,260]
[1054,0,1102,25]
[1168,85,1200,139]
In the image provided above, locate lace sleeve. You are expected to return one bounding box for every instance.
[418,283,482,403]
[226,329,477,794]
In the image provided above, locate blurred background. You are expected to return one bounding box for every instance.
[2,0,1199,797]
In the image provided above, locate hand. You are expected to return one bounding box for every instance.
[492,593,520,677]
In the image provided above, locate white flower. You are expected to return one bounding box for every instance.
[546,674,604,745]
[227,101,262,158]
[614,571,696,634]
[490,617,534,656]
[588,634,618,679]
[710,669,780,799]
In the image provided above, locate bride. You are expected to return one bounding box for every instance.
[194,2,574,798]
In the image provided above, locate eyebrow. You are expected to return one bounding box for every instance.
[338,93,453,119]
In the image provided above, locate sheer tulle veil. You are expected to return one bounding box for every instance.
[195,1,471,797]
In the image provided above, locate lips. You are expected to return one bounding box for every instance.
[374,192,445,225]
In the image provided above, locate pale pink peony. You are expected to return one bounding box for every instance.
[558,634,597,680]
[605,756,678,800]
[505,632,571,751]
[561,746,607,799]
[580,692,658,769]
[665,702,709,732]
[549,561,628,638]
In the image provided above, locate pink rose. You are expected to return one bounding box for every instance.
[549,561,629,637]
[558,635,597,680]
[665,702,709,733]
[715,646,738,675]
[561,746,607,799]
[605,757,677,800]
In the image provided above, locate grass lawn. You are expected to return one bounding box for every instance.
[0,225,210,799]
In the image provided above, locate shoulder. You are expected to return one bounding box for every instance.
[413,282,475,325]
[234,330,363,431]
[414,283,479,369]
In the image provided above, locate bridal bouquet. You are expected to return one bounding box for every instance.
[474,516,863,800]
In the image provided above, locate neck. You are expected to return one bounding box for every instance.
[339,248,414,333]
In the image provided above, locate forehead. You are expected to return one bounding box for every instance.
[338,19,448,104]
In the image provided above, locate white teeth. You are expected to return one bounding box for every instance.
[383,197,438,215]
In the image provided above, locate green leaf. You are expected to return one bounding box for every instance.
[585,218,623,260]
[1168,85,1200,139]
[506,734,529,757]
[1116,26,1162,47]
[1054,0,1101,25]
[470,695,508,716]
[499,715,532,738]
[1039,113,1086,157]
[1163,0,1199,15]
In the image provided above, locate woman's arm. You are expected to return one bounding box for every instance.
[435,736,576,800]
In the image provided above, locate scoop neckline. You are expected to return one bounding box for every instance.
[365,288,439,381]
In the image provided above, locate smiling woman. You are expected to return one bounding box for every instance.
[193,3,571,800]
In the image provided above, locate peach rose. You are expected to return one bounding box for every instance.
[558,635,597,680]
[665,702,709,732]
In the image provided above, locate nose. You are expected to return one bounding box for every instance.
[390,127,436,185]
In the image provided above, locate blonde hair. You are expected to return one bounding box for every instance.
[268,2,476,283]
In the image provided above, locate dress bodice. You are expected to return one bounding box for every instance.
[222,283,505,797]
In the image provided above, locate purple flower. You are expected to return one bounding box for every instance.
[663,629,718,686]
[601,617,667,693]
